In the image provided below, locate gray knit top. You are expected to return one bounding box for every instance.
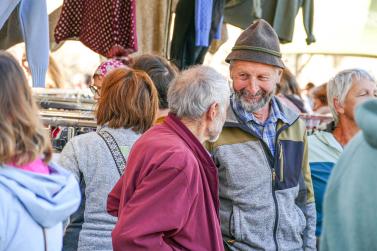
[58,126,140,251]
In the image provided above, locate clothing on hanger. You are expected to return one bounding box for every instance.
[134,0,172,57]
[224,0,315,45]
[54,0,137,58]
[170,0,224,70]
[0,0,49,87]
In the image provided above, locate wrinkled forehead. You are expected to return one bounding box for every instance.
[349,77,377,92]
[230,60,281,75]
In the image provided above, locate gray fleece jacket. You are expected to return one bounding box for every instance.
[207,98,316,251]
[58,126,140,251]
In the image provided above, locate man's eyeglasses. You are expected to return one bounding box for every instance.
[89,85,100,96]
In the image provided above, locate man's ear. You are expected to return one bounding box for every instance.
[207,102,219,122]
[333,97,344,114]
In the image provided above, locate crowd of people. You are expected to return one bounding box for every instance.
[0,19,377,251]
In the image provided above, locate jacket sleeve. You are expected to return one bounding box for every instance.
[113,166,194,251]
[0,189,6,251]
[107,176,123,217]
[302,132,317,250]
[20,0,49,87]
[58,140,81,181]
[58,140,84,231]
[302,0,316,44]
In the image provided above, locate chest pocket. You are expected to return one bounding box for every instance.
[276,140,304,190]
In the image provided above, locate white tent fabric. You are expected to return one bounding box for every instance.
[281,0,377,58]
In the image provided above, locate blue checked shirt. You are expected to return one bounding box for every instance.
[232,96,288,157]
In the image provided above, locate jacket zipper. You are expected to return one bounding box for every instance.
[228,123,280,251]
[271,172,279,251]
[258,139,279,251]
[279,142,284,182]
[272,124,292,251]
[224,119,298,251]
[265,124,291,251]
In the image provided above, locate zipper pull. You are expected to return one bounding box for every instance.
[279,142,284,182]
[272,168,276,183]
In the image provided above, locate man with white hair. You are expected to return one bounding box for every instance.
[308,69,377,242]
[207,19,316,250]
[107,65,230,251]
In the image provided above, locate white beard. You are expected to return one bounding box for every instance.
[235,86,275,113]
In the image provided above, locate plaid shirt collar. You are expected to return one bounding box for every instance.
[232,95,288,126]
[231,96,288,157]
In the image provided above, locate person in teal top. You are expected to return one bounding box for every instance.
[308,68,377,240]
[321,99,377,251]
[308,130,342,236]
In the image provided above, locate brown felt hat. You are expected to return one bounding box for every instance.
[226,19,285,68]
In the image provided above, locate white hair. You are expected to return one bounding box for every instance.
[168,65,230,120]
[327,68,375,124]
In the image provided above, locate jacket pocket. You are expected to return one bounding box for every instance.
[277,140,304,189]
[294,205,306,235]
[231,205,243,241]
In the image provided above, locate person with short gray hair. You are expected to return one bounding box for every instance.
[107,65,230,251]
[327,68,376,125]
[168,65,230,120]
[308,68,377,245]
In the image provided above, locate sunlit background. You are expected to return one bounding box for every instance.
[6,0,377,89]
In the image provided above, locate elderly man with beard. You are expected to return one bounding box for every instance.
[207,19,316,250]
[107,65,230,251]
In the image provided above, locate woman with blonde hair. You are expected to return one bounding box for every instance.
[59,68,159,251]
[0,51,81,251]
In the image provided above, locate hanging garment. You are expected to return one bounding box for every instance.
[0,6,22,50]
[49,7,64,51]
[195,0,213,46]
[170,0,224,70]
[0,0,49,87]
[208,22,228,54]
[0,7,64,52]
[135,0,172,57]
[211,0,225,41]
[170,0,203,69]
[224,0,315,45]
[54,0,137,58]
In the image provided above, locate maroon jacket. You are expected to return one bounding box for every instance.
[107,114,224,251]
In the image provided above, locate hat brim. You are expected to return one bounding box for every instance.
[225,50,285,68]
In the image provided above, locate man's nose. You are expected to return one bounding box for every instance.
[247,78,259,95]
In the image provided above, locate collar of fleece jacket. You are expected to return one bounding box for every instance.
[226,96,299,126]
